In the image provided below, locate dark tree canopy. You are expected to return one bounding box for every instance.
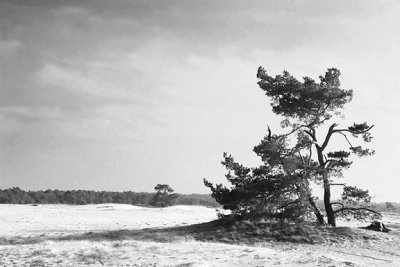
[205,67,379,226]
[257,67,353,124]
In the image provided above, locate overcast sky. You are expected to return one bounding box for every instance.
[1,0,399,201]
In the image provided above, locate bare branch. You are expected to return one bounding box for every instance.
[304,129,317,143]
[324,159,336,167]
[338,132,354,148]
[267,125,272,140]
[333,207,382,217]
[321,123,338,150]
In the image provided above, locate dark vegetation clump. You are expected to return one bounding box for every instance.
[0,187,219,207]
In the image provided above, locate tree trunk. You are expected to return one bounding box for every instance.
[316,145,336,227]
[308,196,325,224]
[323,176,336,226]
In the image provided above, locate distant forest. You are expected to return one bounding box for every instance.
[1,187,398,213]
[0,187,219,207]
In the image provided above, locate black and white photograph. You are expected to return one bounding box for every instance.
[1,0,400,266]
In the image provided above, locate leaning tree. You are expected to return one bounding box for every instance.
[205,67,380,226]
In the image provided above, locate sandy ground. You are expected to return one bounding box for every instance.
[0,204,218,238]
[1,204,400,266]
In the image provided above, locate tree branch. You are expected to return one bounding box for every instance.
[324,159,336,167]
[298,151,306,165]
[326,159,352,169]
[333,125,374,135]
[338,132,354,148]
[321,123,338,150]
[307,145,313,166]
[304,129,317,143]
[277,200,300,210]
[279,124,310,140]
[331,202,344,207]
[333,207,382,217]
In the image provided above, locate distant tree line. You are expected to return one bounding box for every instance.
[0,187,219,207]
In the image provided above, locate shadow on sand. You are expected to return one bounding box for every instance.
[1,219,386,246]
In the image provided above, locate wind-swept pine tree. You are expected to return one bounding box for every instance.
[205,67,380,226]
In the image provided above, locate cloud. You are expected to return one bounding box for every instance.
[36,64,108,97]
[0,106,69,135]
[0,114,23,133]
[0,38,23,58]
[60,104,156,140]
[35,63,146,102]
[1,0,400,198]
[0,103,155,145]
[0,106,64,119]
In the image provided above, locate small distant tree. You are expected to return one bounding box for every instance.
[205,67,381,226]
[385,202,395,211]
[150,184,179,207]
